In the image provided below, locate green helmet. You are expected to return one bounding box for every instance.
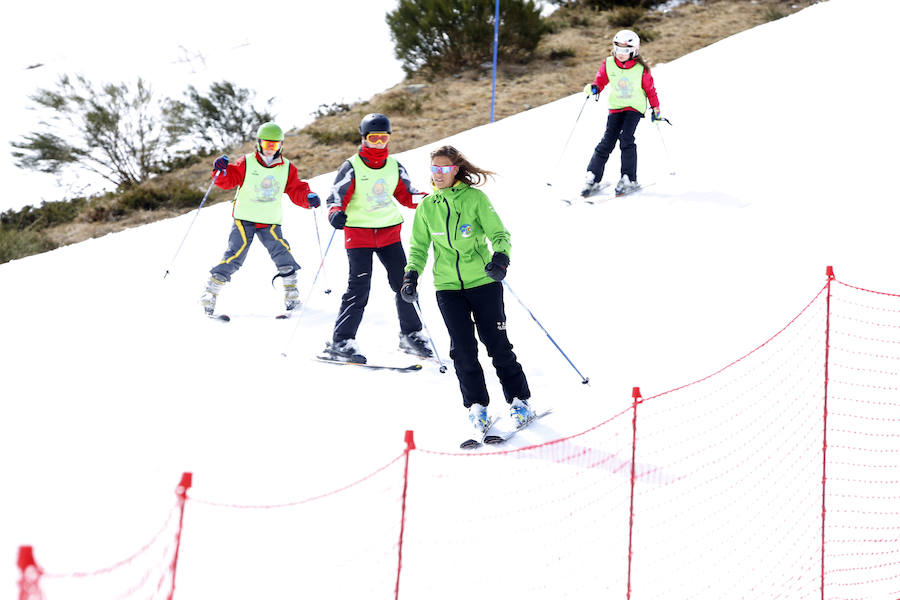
[257,121,284,142]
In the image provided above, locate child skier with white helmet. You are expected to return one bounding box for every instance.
[581,29,661,197]
[200,121,321,318]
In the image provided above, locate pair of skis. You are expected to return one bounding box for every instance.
[207,310,299,322]
[460,409,553,450]
[561,181,654,206]
[313,354,423,372]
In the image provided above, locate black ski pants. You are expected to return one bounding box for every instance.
[436,281,530,409]
[586,110,643,183]
[333,242,421,343]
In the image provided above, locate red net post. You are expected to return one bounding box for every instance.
[626,387,642,600]
[395,431,415,600]
[821,269,834,598]
[17,546,44,600]
[168,472,193,600]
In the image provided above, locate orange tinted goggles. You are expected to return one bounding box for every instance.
[259,139,282,152]
[365,132,391,144]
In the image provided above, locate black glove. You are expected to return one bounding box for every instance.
[329,210,347,229]
[307,193,321,208]
[213,155,229,172]
[400,271,419,304]
[484,252,509,282]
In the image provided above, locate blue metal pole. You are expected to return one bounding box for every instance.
[490,0,499,122]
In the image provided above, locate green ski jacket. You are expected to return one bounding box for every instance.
[406,183,511,291]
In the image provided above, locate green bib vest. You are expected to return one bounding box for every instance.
[606,57,647,114]
[232,154,290,225]
[344,154,403,228]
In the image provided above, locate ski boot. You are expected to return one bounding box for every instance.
[398,330,433,358]
[283,271,301,312]
[468,403,490,434]
[510,398,535,428]
[580,171,601,198]
[615,174,639,196]
[323,339,367,364]
[200,275,226,316]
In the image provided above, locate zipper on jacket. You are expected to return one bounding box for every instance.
[442,199,465,289]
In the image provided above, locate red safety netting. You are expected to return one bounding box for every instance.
[26,502,182,600]
[20,273,900,600]
[174,454,408,599]
[823,281,900,599]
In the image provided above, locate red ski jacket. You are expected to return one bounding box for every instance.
[211,152,315,228]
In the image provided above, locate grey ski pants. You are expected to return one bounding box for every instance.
[210,219,300,282]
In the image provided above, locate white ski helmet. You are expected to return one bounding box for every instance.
[613,30,640,59]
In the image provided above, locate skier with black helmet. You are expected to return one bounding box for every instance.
[200,121,321,317]
[322,113,432,363]
[580,30,661,198]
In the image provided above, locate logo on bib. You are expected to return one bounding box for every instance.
[255,175,279,202]
[615,78,635,99]
[459,224,472,238]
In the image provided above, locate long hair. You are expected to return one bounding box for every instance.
[430,145,496,187]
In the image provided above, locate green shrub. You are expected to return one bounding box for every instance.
[608,6,644,27]
[118,186,169,212]
[0,229,57,264]
[386,0,547,75]
[762,7,786,21]
[168,183,206,210]
[0,198,86,231]
[549,47,577,60]
[117,181,206,212]
[633,27,657,43]
[377,90,425,115]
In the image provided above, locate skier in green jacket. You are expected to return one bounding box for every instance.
[400,145,534,436]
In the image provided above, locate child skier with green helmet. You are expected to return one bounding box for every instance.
[200,121,321,318]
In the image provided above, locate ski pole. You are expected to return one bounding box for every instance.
[653,116,676,176]
[312,207,332,294]
[163,173,219,279]
[545,95,591,189]
[411,300,448,374]
[502,280,589,385]
[281,228,338,357]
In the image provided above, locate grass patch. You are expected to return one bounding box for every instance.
[608,6,645,28]
[0,229,57,264]
[376,89,425,115]
[762,7,786,22]
[301,124,361,145]
[549,47,577,60]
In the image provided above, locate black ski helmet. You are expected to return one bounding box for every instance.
[359,113,391,136]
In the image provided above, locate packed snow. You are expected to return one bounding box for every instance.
[2,0,900,597]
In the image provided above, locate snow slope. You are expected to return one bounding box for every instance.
[2,0,900,597]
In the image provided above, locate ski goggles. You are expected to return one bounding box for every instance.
[430,165,455,174]
[365,132,391,144]
[259,139,282,152]
[613,43,634,55]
